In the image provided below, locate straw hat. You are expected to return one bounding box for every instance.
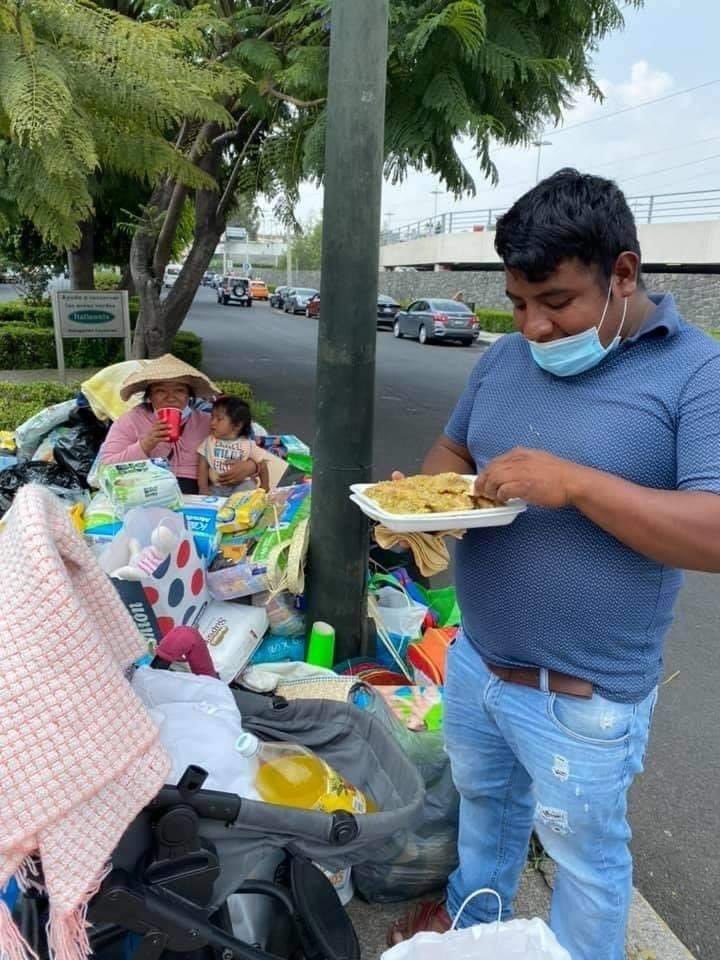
[119,354,220,402]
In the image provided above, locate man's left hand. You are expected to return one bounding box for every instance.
[475,447,586,509]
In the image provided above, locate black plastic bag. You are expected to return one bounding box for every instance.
[52,402,108,484]
[54,428,102,484]
[0,462,87,517]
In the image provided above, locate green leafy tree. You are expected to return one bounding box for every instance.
[125,0,641,357]
[0,0,240,291]
[279,220,323,271]
[2,0,641,355]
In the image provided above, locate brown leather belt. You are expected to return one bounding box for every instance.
[486,662,593,699]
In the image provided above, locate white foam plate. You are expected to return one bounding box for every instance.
[349,480,527,533]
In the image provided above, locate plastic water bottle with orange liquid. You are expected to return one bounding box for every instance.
[234,732,376,814]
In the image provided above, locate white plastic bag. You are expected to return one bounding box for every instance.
[373,586,427,640]
[131,668,260,798]
[381,890,571,960]
[15,399,77,459]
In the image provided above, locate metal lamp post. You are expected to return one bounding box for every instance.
[306,0,390,661]
[533,139,552,184]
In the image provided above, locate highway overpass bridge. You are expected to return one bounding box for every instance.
[380,189,720,274]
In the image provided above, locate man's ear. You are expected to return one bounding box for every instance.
[613,251,641,298]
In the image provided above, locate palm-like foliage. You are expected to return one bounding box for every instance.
[0,0,242,245]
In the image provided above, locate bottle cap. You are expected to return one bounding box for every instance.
[235,731,260,758]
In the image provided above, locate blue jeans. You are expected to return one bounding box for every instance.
[444,633,657,960]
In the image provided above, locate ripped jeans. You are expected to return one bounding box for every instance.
[444,633,657,960]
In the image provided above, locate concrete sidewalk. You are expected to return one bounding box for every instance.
[348,863,696,959]
[0,368,96,383]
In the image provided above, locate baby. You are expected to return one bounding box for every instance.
[197,396,270,496]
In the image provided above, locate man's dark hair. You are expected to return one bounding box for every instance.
[494,168,641,285]
[213,395,252,437]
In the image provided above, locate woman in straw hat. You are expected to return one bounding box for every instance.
[100,354,260,494]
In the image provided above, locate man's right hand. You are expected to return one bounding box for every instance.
[140,420,172,456]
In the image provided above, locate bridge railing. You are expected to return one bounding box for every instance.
[381,188,720,246]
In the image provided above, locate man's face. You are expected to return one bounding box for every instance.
[505,258,624,348]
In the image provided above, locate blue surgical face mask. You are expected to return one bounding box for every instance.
[528,282,628,377]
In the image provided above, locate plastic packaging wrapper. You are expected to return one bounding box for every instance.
[194,600,268,682]
[181,494,225,559]
[352,684,459,902]
[208,484,311,600]
[249,633,305,665]
[0,462,89,518]
[252,590,305,636]
[15,399,77,459]
[217,489,267,534]
[100,459,183,515]
[0,431,16,455]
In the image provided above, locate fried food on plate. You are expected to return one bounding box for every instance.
[365,472,497,515]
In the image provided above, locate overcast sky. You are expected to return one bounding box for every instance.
[261,0,720,232]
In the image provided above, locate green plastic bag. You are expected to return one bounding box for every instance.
[419,585,461,628]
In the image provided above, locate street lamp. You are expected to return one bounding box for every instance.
[532,139,552,184]
[431,188,444,222]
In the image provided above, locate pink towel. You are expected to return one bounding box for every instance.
[0,485,170,960]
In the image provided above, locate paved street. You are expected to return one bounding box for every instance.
[186,289,719,958]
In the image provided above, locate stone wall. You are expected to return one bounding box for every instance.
[259,268,719,329]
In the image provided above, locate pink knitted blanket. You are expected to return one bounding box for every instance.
[0,485,170,960]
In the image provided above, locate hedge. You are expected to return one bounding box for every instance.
[475,308,515,334]
[0,298,140,328]
[0,378,273,432]
[0,322,202,370]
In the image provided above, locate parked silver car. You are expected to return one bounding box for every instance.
[284,288,319,315]
[392,298,478,345]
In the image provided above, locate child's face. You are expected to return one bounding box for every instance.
[211,407,242,440]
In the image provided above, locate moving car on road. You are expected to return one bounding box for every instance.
[284,288,319,315]
[250,279,269,301]
[270,285,290,309]
[217,275,253,307]
[393,298,478,346]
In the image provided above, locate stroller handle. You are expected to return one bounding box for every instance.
[150,765,242,824]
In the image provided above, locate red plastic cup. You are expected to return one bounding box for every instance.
[157,407,182,442]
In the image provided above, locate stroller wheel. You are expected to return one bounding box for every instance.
[290,860,360,960]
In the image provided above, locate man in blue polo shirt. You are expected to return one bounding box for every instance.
[389,170,720,960]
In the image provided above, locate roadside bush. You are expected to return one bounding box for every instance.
[0,297,141,329]
[475,308,515,333]
[266,284,276,294]
[0,300,54,327]
[0,377,271,431]
[0,323,203,370]
[94,269,122,289]
[215,379,273,430]
[710,330,720,341]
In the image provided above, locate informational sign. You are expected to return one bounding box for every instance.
[52,290,131,382]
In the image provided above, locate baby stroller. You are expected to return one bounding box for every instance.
[14,687,425,960]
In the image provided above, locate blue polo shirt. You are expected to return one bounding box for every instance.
[445,294,720,702]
